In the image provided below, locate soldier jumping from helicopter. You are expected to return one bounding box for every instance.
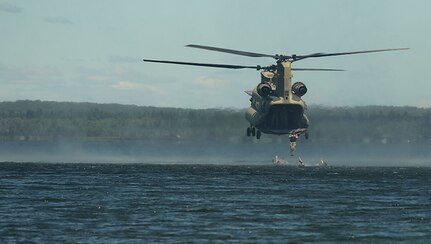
[289,132,299,156]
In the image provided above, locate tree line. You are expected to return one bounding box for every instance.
[1,100,430,144]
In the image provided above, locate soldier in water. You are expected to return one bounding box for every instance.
[298,156,305,168]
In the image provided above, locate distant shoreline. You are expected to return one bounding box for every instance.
[0,100,430,144]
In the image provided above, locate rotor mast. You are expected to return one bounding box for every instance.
[276,61,293,101]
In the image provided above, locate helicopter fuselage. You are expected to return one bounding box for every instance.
[246,93,309,135]
[245,61,309,135]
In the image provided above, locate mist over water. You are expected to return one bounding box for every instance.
[0,140,430,166]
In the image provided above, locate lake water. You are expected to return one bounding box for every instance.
[1,162,430,243]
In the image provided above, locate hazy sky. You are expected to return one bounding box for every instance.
[0,0,429,108]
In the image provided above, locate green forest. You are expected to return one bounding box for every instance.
[1,100,430,144]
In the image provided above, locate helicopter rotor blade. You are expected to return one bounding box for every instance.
[292,68,345,71]
[294,48,409,61]
[143,59,260,70]
[186,44,409,63]
[144,59,345,72]
[186,44,279,59]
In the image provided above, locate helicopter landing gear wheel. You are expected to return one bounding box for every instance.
[246,127,251,137]
[251,127,256,137]
[256,130,261,139]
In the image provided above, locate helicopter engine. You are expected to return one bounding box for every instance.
[292,82,307,97]
[257,83,271,97]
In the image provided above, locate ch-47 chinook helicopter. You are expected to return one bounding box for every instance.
[143,44,408,154]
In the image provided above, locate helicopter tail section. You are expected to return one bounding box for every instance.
[261,104,306,132]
